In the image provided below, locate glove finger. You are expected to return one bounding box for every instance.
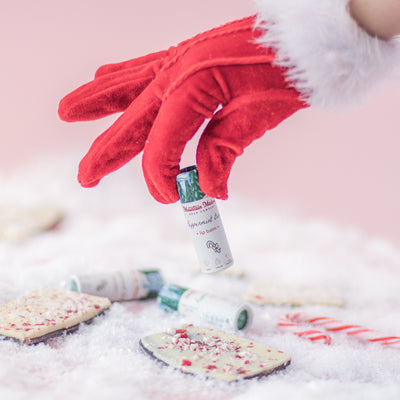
[94,50,168,78]
[196,89,306,199]
[78,89,161,188]
[142,72,223,203]
[59,58,163,122]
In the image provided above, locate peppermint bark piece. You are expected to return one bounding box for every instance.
[0,205,63,241]
[140,325,290,382]
[243,281,343,307]
[0,287,111,344]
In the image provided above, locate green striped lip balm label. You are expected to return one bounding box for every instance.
[176,166,205,203]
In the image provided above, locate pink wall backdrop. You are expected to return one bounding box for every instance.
[1,0,400,243]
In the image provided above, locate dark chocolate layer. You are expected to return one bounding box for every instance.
[139,337,290,382]
[0,312,105,345]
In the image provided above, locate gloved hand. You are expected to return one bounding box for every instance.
[59,16,307,204]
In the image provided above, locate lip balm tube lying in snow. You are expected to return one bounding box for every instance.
[61,269,164,301]
[176,165,234,273]
[158,284,252,331]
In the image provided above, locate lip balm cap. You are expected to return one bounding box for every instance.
[140,269,164,298]
[60,275,80,292]
[237,310,249,330]
[157,284,188,311]
[176,166,205,203]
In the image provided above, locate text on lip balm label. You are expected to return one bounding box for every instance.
[182,197,232,272]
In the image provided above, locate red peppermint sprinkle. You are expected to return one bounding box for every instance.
[175,329,189,339]
[181,359,192,366]
[205,365,217,370]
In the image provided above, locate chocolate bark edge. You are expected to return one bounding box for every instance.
[0,311,107,345]
[138,336,291,382]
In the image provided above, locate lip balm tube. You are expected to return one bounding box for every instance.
[158,284,252,331]
[61,269,164,301]
[176,165,233,273]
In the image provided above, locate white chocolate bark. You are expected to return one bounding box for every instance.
[140,325,290,382]
[0,205,63,241]
[0,287,111,344]
[244,281,343,307]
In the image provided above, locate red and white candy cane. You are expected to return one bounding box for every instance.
[278,313,331,345]
[279,313,400,348]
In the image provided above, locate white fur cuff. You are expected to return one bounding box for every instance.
[253,0,400,110]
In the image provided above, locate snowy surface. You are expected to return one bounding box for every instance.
[0,152,400,400]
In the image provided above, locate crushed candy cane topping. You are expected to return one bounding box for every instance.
[0,287,111,343]
[141,325,291,382]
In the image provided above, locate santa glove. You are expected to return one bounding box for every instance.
[58,16,307,204]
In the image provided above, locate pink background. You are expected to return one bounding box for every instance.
[1,0,400,243]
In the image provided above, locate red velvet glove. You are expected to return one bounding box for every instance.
[59,16,307,204]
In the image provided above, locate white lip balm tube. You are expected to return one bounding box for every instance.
[176,166,234,273]
[61,269,164,302]
[158,284,253,331]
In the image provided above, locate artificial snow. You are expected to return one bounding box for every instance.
[0,152,399,400]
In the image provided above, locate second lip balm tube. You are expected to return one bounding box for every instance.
[176,166,234,273]
[62,269,164,301]
[158,284,252,331]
